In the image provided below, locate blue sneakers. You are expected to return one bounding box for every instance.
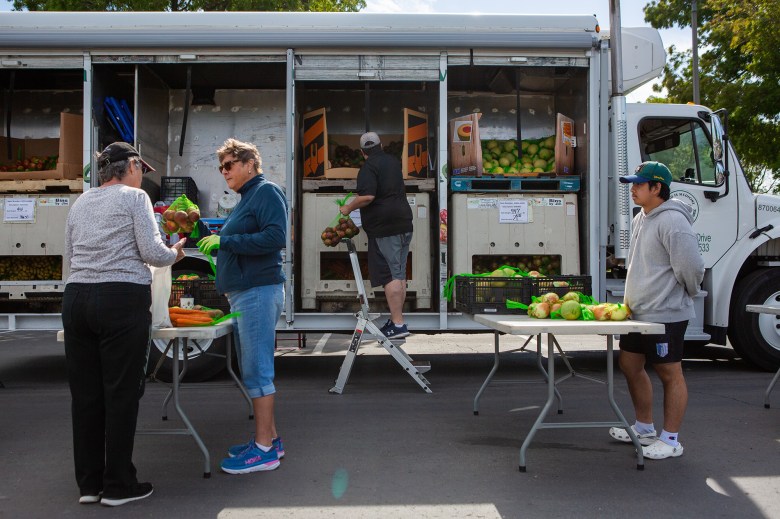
[221,443,280,474]
[227,436,285,459]
[379,319,410,339]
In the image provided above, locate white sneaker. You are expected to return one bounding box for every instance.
[642,439,684,459]
[609,424,657,446]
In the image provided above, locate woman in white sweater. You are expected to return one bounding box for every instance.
[63,142,185,507]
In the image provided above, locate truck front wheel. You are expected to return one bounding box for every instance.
[729,268,780,371]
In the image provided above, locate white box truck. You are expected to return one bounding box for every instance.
[1,11,778,379]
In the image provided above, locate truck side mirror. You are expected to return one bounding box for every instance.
[704,110,730,201]
[711,114,725,162]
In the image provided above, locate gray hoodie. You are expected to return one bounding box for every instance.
[624,198,705,323]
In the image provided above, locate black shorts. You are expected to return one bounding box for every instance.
[619,320,688,364]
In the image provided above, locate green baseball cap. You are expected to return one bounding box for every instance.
[619,161,672,186]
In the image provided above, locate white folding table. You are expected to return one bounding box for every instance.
[473,315,664,472]
[146,321,252,478]
[745,305,780,408]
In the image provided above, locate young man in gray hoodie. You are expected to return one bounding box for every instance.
[608,161,705,460]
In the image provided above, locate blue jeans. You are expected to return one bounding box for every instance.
[227,283,283,398]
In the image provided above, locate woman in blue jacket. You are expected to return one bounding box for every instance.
[198,138,288,474]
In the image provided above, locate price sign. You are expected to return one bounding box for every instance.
[4,198,36,223]
[498,199,529,224]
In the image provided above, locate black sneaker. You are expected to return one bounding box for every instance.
[382,321,410,339]
[100,482,154,507]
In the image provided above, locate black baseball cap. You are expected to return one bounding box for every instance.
[99,142,155,174]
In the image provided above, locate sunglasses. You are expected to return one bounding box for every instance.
[219,158,242,173]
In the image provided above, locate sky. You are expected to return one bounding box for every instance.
[0,0,690,100]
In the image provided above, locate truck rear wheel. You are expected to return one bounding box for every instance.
[728,268,780,371]
[148,335,227,383]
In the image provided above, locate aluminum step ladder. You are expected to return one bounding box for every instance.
[329,238,431,394]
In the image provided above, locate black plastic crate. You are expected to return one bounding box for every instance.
[195,279,231,313]
[168,278,230,313]
[160,177,198,205]
[453,275,591,315]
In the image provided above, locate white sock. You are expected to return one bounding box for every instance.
[255,442,272,452]
[659,430,679,447]
[634,420,655,435]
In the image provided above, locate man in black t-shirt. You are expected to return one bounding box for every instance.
[339,132,413,339]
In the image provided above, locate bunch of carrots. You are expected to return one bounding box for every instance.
[168,307,216,327]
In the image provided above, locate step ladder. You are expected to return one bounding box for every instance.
[329,238,432,394]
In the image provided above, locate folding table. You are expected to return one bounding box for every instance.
[473,315,664,472]
[146,321,252,478]
[745,305,780,408]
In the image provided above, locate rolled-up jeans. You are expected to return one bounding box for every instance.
[227,283,284,398]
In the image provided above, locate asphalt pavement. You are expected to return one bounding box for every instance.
[1,330,778,518]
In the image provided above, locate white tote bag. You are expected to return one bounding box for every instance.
[150,265,172,328]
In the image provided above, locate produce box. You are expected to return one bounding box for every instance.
[0,113,83,181]
[478,112,575,178]
[301,107,427,180]
[402,108,429,179]
[449,113,483,177]
[453,274,591,314]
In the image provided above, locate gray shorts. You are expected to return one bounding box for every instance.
[367,232,412,288]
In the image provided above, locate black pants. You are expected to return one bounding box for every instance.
[63,282,152,497]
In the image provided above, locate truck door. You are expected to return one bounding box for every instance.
[626,107,737,267]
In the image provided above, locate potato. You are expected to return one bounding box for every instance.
[174,211,189,226]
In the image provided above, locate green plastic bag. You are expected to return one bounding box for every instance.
[161,194,201,238]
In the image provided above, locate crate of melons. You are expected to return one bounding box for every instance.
[451,266,591,315]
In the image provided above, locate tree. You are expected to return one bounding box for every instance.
[643,0,780,192]
[12,0,365,12]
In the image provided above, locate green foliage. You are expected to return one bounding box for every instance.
[12,0,365,11]
[643,0,780,193]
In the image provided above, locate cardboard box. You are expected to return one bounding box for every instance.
[449,113,483,177]
[302,108,329,178]
[301,107,428,180]
[402,108,429,179]
[555,113,575,176]
[0,113,83,181]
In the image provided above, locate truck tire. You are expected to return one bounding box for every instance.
[728,268,780,371]
[147,335,227,383]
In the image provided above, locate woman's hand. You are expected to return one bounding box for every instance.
[171,238,187,263]
[197,235,221,254]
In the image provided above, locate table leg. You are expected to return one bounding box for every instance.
[473,332,501,415]
[226,332,253,419]
[605,335,644,471]
[764,367,780,409]
[519,333,557,472]
[534,334,564,414]
[171,338,211,478]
